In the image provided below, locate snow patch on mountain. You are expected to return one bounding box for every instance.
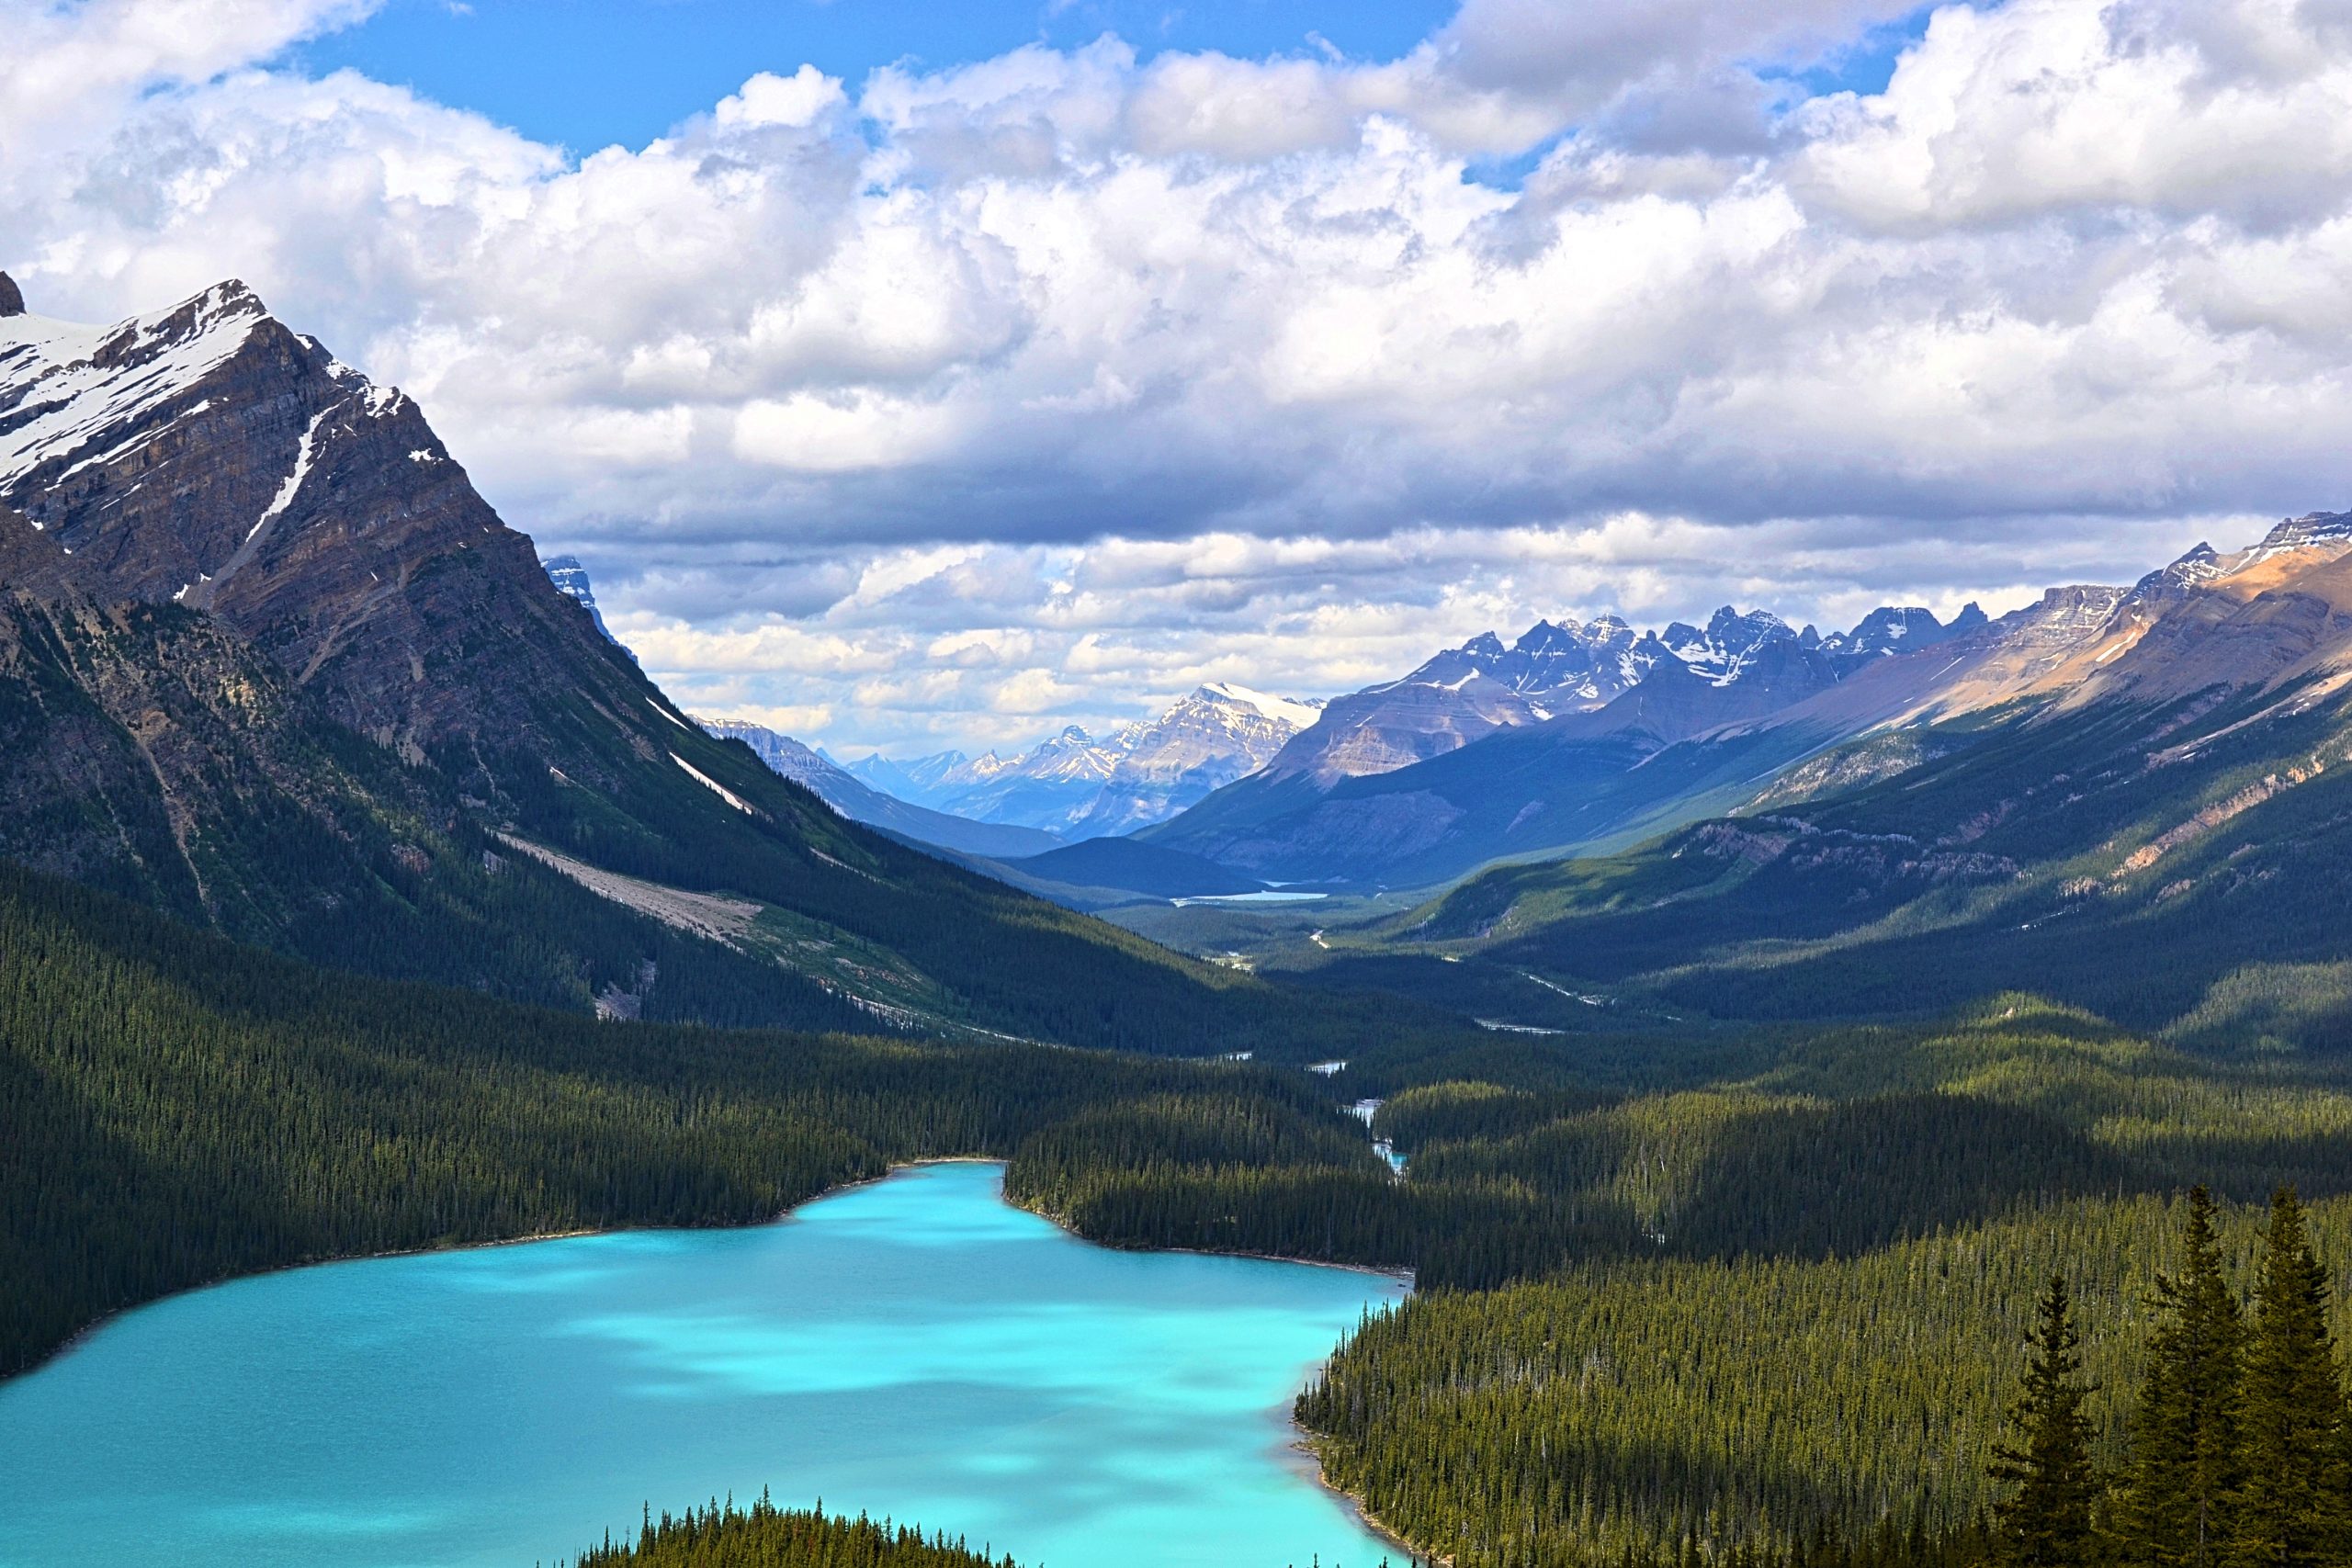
[0,283,266,491]
[1201,682,1320,730]
[672,752,756,816]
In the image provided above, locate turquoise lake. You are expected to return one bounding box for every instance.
[0,1162,1408,1568]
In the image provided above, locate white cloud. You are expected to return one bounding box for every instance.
[1793,0,2352,230]
[5,0,2348,754]
[714,65,847,132]
[732,390,963,471]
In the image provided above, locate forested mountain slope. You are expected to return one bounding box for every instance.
[0,856,1390,1378]
[1330,672,2352,1047]
[1282,1000,2352,1564]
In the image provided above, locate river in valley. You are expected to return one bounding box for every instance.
[0,1162,1408,1568]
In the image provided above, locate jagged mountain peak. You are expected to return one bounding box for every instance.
[1661,605,1801,686]
[1710,604,1790,637]
[2254,510,2352,555]
[0,279,278,502]
[541,554,639,664]
[1820,604,1964,662]
[0,272,680,766]
[0,272,23,318]
[2034,583,2129,615]
[843,678,1325,837]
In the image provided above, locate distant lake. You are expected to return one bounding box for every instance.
[1170,892,1329,907]
[0,1163,1408,1568]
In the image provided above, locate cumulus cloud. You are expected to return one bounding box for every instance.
[2,0,2346,752]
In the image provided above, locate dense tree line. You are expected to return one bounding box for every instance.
[1283,1002,2352,1566]
[1298,1190,2352,1567]
[1984,1187,2349,1568]
[560,1495,1021,1568]
[0,859,1366,1374]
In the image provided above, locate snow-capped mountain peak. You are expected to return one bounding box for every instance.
[1198,681,1322,730]
[1657,606,1800,686]
[0,280,272,494]
[2250,510,2352,558]
[832,680,1326,838]
[540,555,638,663]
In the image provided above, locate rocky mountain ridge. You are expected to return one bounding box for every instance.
[1137,514,2352,890]
[0,275,660,772]
[1273,599,1992,788]
[1337,515,2352,1047]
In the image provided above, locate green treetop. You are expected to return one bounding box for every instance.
[1991,1273,2101,1568]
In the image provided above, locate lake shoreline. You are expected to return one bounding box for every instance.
[18,1156,1435,1568]
[23,1153,1414,1371]
[1286,1440,1451,1568]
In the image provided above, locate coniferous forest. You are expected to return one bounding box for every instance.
[12,863,2352,1566]
[0,857,1359,1376]
[562,1495,1023,1568]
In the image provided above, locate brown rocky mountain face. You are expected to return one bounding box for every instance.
[0,279,666,778]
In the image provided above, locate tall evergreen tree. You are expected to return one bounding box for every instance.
[2228,1189,2346,1568]
[2116,1186,2245,1568]
[1991,1274,2101,1568]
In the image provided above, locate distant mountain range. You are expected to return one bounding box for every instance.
[1128,596,1986,887]
[693,716,1063,861]
[1287,507,2352,1050]
[558,502,2352,917]
[833,682,1323,838]
[1141,514,2352,893]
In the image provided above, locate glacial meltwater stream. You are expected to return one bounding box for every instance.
[0,1162,1408,1568]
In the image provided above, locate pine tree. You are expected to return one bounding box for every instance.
[2227,1188,2346,1568]
[2116,1186,2245,1568]
[1990,1273,2101,1568]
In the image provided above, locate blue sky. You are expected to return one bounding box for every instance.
[297,0,1464,154]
